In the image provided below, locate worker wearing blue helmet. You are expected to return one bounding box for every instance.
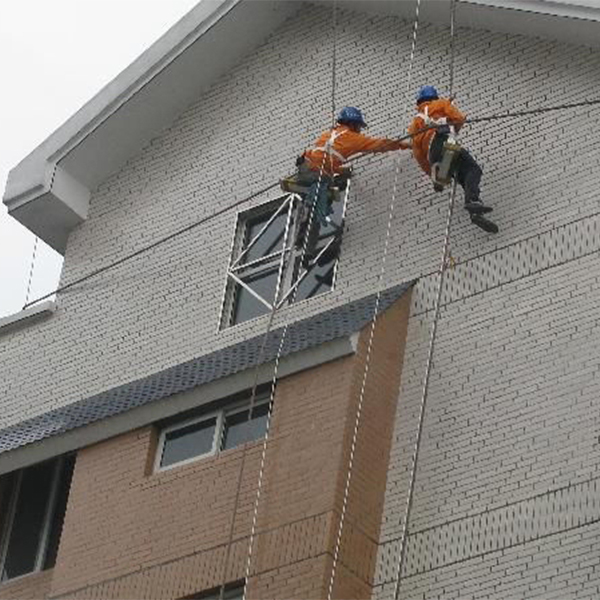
[410,85,498,234]
[283,106,410,264]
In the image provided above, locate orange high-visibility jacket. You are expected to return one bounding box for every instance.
[304,124,406,175]
[408,99,466,175]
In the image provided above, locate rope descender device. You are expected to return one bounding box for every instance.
[431,125,461,189]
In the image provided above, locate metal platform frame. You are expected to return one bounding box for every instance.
[225,181,351,314]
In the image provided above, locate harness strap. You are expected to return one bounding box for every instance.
[416,105,448,126]
[307,129,348,165]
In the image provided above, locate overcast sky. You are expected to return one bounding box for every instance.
[0,0,200,318]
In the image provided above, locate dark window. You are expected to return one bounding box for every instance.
[160,417,218,469]
[0,455,74,581]
[44,457,76,570]
[187,581,245,600]
[242,211,286,263]
[231,268,278,324]
[223,195,343,328]
[221,402,269,451]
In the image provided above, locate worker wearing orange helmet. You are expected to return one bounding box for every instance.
[409,85,498,233]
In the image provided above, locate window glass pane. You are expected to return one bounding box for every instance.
[294,257,335,302]
[2,461,55,580]
[232,269,278,325]
[161,418,217,468]
[0,472,16,545]
[43,456,75,570]
[221,403,269,451]
[188,582,245,600]
[241,209,286,264]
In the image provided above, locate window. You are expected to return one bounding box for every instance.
[186,581,245,600]
[156,394,270,471]
[221,193,344,327]
[0,455,75,581]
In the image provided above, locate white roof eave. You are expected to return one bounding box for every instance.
[3,0,600,254]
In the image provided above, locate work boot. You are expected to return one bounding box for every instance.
[464,200,493,214]
[471,214,499,234]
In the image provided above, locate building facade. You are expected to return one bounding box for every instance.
[2,1,600,598]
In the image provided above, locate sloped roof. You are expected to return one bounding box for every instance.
[0,281,414,457]
[4,0,600,253]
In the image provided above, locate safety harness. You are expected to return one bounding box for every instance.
[417,105,461,188]
[306,128,350,173]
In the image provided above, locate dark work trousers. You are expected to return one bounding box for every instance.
[429,132,483,204]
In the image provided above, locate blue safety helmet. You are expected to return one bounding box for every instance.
[416,85,439,104]
[337,106,367,128]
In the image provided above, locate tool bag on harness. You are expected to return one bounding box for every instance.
[418,106,461,189]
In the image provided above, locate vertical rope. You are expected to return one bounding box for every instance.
[331,0,338,127]
[324,1,422,598]
[393,2,458,597]
[236,4,341,598]
[448,0,457,98]
[24,236,39,308]
[218,198,294,600]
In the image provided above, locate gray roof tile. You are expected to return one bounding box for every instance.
[0,282,413,455]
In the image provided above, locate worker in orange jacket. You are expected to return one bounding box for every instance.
[409,85,498,233]
[291,106,410,263]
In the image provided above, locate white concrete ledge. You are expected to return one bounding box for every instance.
[0,300,56,333]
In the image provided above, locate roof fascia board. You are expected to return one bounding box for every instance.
[4,0,239,206]
[463,0,600,22]
[0,334,356,476]
[4,0,302,254]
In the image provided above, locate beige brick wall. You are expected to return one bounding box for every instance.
[0,291,408,600]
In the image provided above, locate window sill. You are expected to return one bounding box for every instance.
[0,568,54,591]
[0,300,56,334]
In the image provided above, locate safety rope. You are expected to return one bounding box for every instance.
[24,236,39,307]
[241,0,341,583]
[217,198,294,600]
[393,1,458,597]
[22,93,600,311]
[324,1,422,597]
[216,3,343,598]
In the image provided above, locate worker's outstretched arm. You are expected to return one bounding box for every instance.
[350,131,410,154]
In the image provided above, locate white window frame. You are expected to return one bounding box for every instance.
[194,580,245,600]
[219,187,350,329]
[155,410,223,473]
[0,457,65,582]
[155,396,270,473]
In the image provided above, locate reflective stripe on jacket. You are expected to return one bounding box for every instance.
[408,99,466,175]
[304,125,405,175]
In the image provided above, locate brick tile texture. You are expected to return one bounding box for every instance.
[3,292,410,600]
[1,3,600,599]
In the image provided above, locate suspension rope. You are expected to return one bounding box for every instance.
[21,92,600,311]
[24,236,39,307]
[216,3,342,597]
[242,0,341,587]
[468,97,600,124]
[217,196,294,600]
[393,1,458,597]
[325,1,422,597]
